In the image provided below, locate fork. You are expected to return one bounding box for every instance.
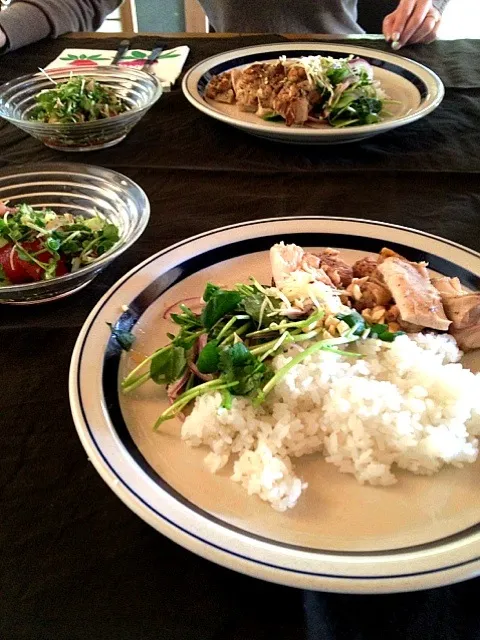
[141,42,166,73]
[112,39,130,66]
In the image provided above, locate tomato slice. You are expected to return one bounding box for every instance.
[55,259,68,277]
[19,240,69,281]
[0,243,30,284]
[0,240,69,284]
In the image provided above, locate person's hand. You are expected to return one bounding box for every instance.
[383,0,441,49]
[0,28,6,50]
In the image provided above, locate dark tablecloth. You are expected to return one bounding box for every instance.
[1,33,480,640]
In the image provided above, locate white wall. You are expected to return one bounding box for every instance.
[438,0,480,38]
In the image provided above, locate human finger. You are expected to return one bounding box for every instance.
[398,0,434,46]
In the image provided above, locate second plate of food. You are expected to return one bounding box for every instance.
[182,42,444,144]
[70,217,480,593]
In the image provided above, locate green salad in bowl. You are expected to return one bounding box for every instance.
[0,66,162,151]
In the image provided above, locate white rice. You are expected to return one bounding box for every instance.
[181,333,480,511]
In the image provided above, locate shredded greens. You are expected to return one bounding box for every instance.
[30,75,128,124]
[120,277,404,429]
[303,56,389,127]
[0,203,119,285]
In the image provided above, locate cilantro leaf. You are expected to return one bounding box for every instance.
[219,342,272,396]
[150,346,186,384]
[196,340,220,374]
[201,290,242,330]
[202,282,221,302]
[107,322,135,351]
[241,292,282,326]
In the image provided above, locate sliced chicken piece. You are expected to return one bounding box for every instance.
[270,242,334,288]
[450,325,480,351]
[378,247,405,263]
[397,318,424,332]
[256,62,287,114]
[317,248,353,287]
[353,256,377,279]
[433,276,464,299]
[231,64,266,112]
[272,65,314,126]
[384,304,399,323]
[353,277,392,311]
[433,276,480,350]
[273,87,310,126]
[376,257,451,331]
[206,72,236,104]
[382,304,419,331]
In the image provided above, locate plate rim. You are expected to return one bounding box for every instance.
[69,216,480,593]
[182,42,445,139]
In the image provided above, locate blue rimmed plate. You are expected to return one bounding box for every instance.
[69,217,480,593]
[182,42,444,144]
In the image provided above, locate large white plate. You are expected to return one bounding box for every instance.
[182,42,444,145]
[69,217,480,593]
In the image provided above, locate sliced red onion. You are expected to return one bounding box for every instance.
[167,369,190,401]
[198,333,208,352]
[0,202,12,217]
[347,57,373,80]
[166,395,186,422]
[188,360,214,382]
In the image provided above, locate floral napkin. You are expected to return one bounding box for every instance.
[45,46,190,91]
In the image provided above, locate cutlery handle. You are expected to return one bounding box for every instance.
[112,39,130,66]
[141,43,166,73]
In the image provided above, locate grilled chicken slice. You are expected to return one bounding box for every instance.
[317,248,353,288]
[352,256,377,279]
[376,257,451,331]
[231,64,266,112]
[272,64,315,126]
[378,247,404,263]
[273,87,310,125]
[205,72,236,104]
[354,277,392,311]
[256,62,287,115]
[270,242,334,289]
[433,276,480,350]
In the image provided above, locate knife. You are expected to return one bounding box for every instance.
[112,39,130,65]
[141,42,166,73]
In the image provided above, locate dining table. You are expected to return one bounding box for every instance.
[1,30,480,640]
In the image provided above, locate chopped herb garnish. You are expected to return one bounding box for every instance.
[0,202,120,285]
[107,323,135,352]
[196,339,220,374]
[201,289,243,329]
[30,75,128,124]
[121,267,406,427]
[150,345,187,384]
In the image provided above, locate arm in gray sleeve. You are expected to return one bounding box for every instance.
[0,0,123,52]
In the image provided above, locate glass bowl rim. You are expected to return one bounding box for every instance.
[0,161,151,293]
[0,65,163,128]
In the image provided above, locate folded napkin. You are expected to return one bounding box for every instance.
[45,46,190,91]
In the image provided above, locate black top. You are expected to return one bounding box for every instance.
[1,34,479,640]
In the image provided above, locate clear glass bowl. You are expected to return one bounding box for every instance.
[0,163,150,304]
[0,65,162,151]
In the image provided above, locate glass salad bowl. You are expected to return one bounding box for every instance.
[0,65,162,151]
[0,163,150,304]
